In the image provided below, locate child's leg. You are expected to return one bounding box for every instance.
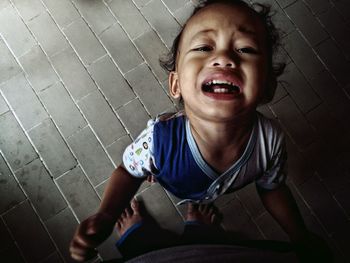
[115,199,179,260]
[181,203,229,245]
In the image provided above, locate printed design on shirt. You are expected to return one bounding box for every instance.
[143,142,148,149]
[135,148,143,155]
[123,119,158,178]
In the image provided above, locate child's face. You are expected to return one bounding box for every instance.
[169,3,268,122]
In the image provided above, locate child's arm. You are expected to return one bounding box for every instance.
[70,166,144,262]
[257,184,332,262]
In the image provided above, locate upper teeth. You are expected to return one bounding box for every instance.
[206,80,236,86]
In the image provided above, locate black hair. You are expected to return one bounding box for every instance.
[159,0,286,105]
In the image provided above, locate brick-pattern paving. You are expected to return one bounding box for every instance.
[0,0,349,262]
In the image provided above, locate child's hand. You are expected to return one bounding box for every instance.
[294,231,333,263]
[70,212,115,262]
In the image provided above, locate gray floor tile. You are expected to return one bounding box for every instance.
[51,48,97,101]
[315,38,350,87]
[72,0,116,35]
[220,198,263,239]
[67,127,114,186]
[0,39,22,84]
[306,103,345,144]
[141,0,181,48]
[125,63,173,117]
[0,242,26,263]
[334,188,350,218]
[162,0,188,12]
[95,179,108,199]
[0,74,48,130]
[117,99,150,139]
[260,0,295,36]
[97,229,121,261]
[283,30,325,81]
[64,18,106,66]
[0,0,10,10]
[99,23,144,74]
[78,90,126,146]
[87,56,136,109]
[0,5,36,57]
[270,96,315,149]
[0,1,349,261]
[45,208,78,263]
[40,252,64,263]
[275,0,296,8]
[280,62,321,113]
[133,0,152,9]
[106,135,132,166]
[284,1,328,46]
[15,159,67,220]
[285,137,313,186]
[255,212,289,241]
[56,166,100,221]
[19,45,59,92]
[0,112,37,171]
[137,183,184,234]
[299,176,349,235]
[309,70,350,126]
[27,11,69,57]
[0,94,9,115]
[235,183,265,220]
[269,83,288,105]
[134,30,169,82]
[0,154,26,214]
[3,200,56,263]
[173,1,195,26]
[28,118,77,178]
[42,0,81,29]
[0,219,13,252]
[12,0,46,21]
[38,82,87,138]
[318,7,350,60]
[107,0,151,39]
[303,0,330,15]
[331,0,350,23]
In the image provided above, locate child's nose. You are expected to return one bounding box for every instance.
[211,52,237,68]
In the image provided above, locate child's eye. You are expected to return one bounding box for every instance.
[193,46,213,52]
[236,47,258,54]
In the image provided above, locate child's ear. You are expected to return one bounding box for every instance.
[169,71,181,99]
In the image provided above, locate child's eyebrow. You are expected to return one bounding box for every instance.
[237,26,257,37]
[189,26,259,43]
[189,29,216,43]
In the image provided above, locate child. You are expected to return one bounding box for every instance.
[70,0,331,262]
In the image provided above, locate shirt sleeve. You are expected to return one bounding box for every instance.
[255,133,288,190]
[122,119,158,178]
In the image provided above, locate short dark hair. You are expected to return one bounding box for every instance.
[160,0,286,104]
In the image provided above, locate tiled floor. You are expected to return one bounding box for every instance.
[0,0,350,262]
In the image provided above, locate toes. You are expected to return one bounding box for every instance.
[116,221,122,231]
[130,199,140,215]
[187,203,198,214]
[120,211,126,220]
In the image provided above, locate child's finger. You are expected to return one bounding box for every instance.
[70,242,97,262]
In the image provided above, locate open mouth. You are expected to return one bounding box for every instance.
[202,80,241,94]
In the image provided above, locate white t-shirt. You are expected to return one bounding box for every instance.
[123,112,287,203]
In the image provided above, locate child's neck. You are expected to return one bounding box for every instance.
[187,111,256,173]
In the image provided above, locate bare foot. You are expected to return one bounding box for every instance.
[186,203,221,225]
[116,199,143,236]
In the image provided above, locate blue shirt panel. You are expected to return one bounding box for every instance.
[153,116,214,200]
